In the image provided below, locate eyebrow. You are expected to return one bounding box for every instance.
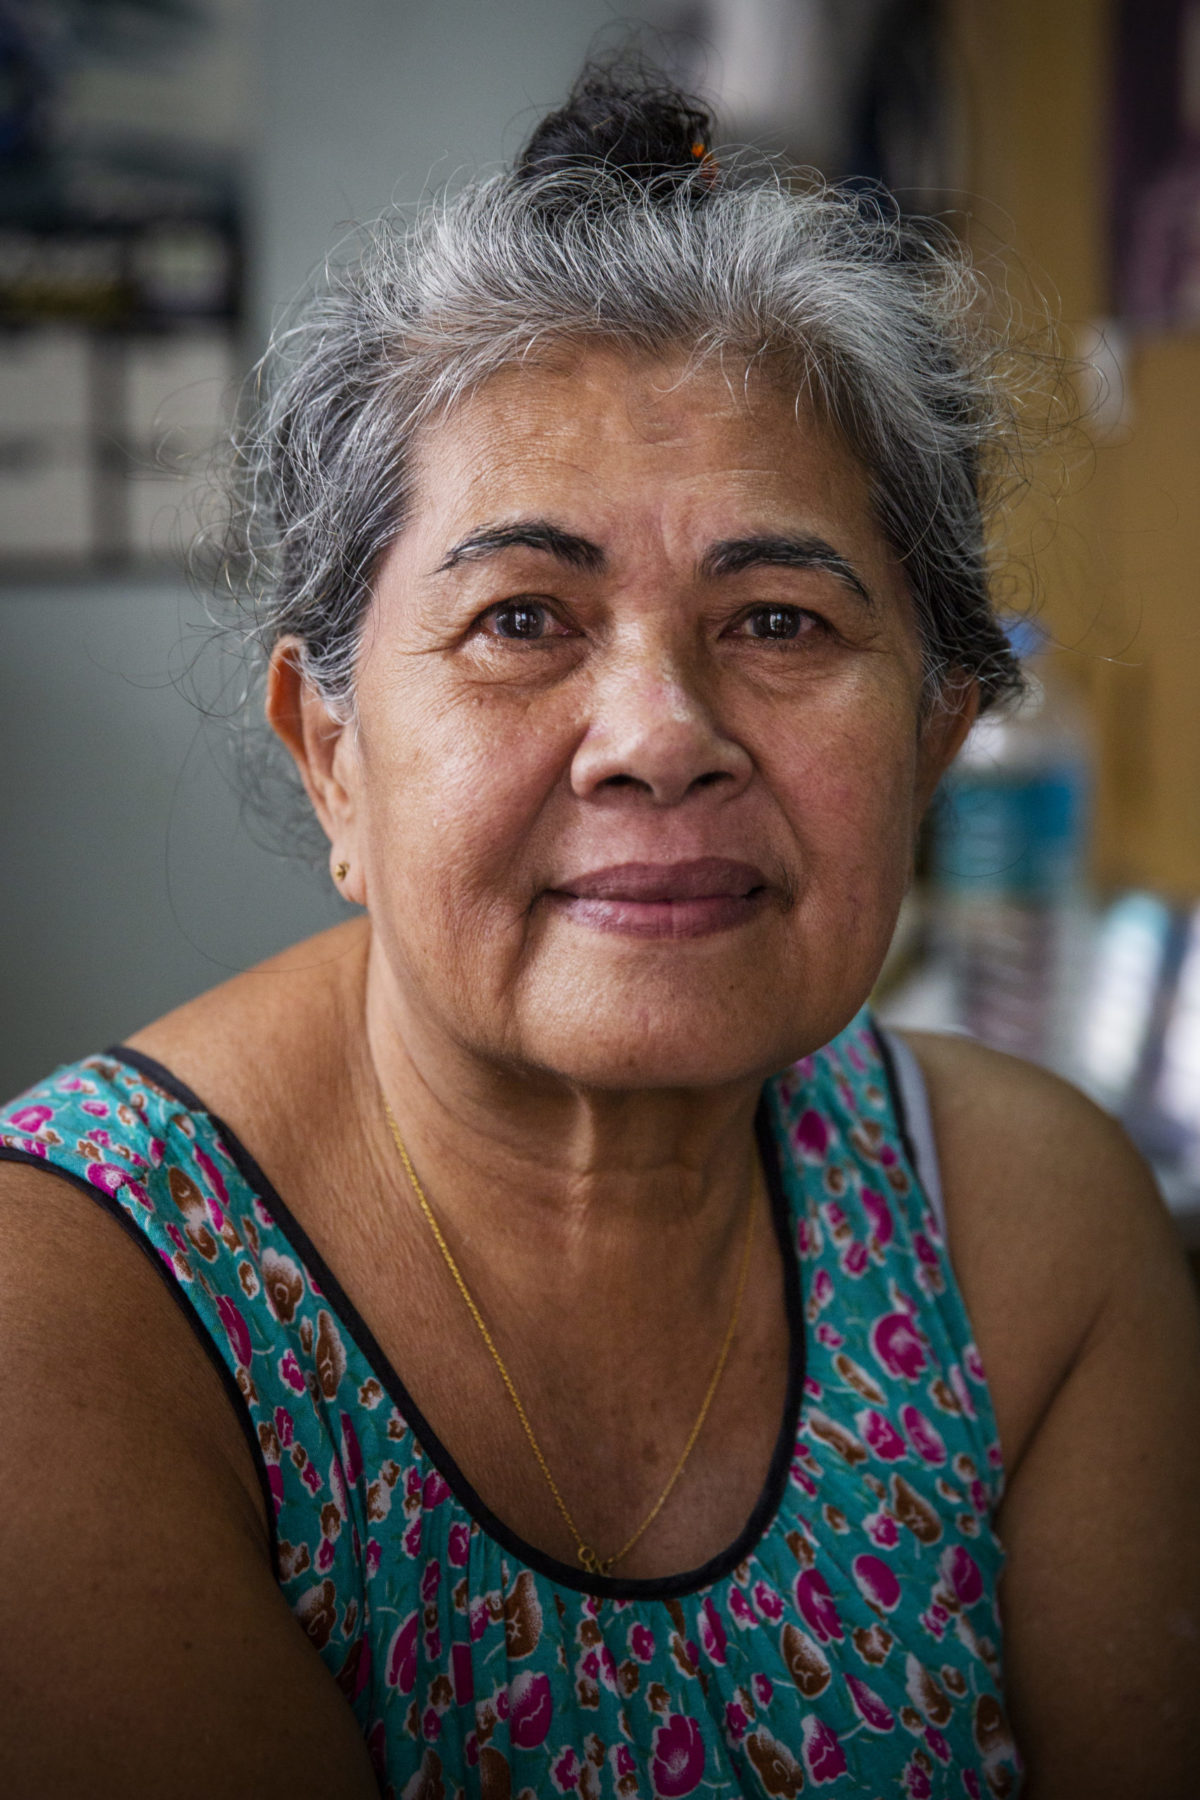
[433,519,873,607]
[434,520,605,574]
[700,535,875,607]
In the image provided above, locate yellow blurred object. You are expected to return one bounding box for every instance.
[950,0,1200,902]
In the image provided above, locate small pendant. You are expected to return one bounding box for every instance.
[577,1545,613,1578]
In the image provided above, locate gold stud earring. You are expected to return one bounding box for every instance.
[334,860,349,882]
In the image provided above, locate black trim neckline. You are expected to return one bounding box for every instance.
[102,1043,806,1601]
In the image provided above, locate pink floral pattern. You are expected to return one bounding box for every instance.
[651,1714,706,1795]
[0,1018,1019,1796]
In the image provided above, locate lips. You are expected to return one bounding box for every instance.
[547,858,770,939]
[558,858,767,902]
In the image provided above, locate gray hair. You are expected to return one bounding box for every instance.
[228,153,1026,743]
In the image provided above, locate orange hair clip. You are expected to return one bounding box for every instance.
[690,140,719,185]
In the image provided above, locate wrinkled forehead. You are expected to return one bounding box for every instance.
[418,335,837,438]
[401,339,878,543]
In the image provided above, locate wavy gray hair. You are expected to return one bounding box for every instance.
[230,157,1024,731]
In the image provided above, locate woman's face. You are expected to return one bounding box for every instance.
[293,345,972,1090]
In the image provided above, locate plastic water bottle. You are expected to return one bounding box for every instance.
[928,621,1093,1072]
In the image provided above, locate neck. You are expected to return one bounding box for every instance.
[354,926,768,1278]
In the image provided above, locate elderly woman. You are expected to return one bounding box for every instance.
[1,70,1197,1800]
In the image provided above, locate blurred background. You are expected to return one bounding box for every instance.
[3,0,1200,1247]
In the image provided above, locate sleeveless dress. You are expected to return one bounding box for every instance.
[0,1011,1022,1799]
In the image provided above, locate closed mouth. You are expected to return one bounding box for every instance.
[546,859,770,939]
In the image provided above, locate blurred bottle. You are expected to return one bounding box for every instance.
[929,620,1093,1072]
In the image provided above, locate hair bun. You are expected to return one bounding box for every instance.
[517,69,715,191]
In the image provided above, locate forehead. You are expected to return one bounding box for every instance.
[403,343,882,554]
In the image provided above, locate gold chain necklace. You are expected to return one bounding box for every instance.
[383,1100,757,1579]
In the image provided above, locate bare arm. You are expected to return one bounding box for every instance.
[0,1165,379,1799]
[906,1034,1200,1799]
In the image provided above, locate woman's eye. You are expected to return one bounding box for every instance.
[738,605,818,641]
[486,601,556,640]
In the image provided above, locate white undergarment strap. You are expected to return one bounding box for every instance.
[877,1027,947,1247]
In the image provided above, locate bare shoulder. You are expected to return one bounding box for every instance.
[0,1153,266,1593]
[0,1158,376,1795]
[897,1029,1186,1467]
[125,916,368,1112]
[897,1033,1200,1796]
[0,1154,251,1446]
[899,1025,1161,1226]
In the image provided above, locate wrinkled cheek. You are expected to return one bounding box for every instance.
[841,802,918,908]
[370,798,542,1013]
[797,726,917,838]
[804,771,918,950]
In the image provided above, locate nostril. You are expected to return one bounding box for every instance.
[694,770,731,789]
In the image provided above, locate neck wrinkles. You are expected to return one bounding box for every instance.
[358,924,768,1275]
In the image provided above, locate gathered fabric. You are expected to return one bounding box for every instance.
[0,1013,1020,1798]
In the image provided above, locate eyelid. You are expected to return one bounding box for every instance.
[725,602,827,635]
[478,596,577,639]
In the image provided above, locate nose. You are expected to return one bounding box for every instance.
[570,649,753,807]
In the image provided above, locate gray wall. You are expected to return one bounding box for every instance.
[254,0,643,339]
[0,0,643,1101]
[0,575,349,1099]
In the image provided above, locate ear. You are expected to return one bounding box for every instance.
[266,638,367,904]
[914,675,979,814]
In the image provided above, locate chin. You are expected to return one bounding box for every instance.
[509,972,863,1095]
[535,1038,767,1094]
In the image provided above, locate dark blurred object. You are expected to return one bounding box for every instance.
[0,0,52,166]
[652,0,957,207]
[0,0,245,569]
[845,0,951,208]
[1112,0,1200,324]
[0,0,240,319]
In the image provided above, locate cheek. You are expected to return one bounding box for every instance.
[769,694,921,875]
[358,684,566,909]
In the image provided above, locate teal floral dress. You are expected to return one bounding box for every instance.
[0,1012,1021,1798]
